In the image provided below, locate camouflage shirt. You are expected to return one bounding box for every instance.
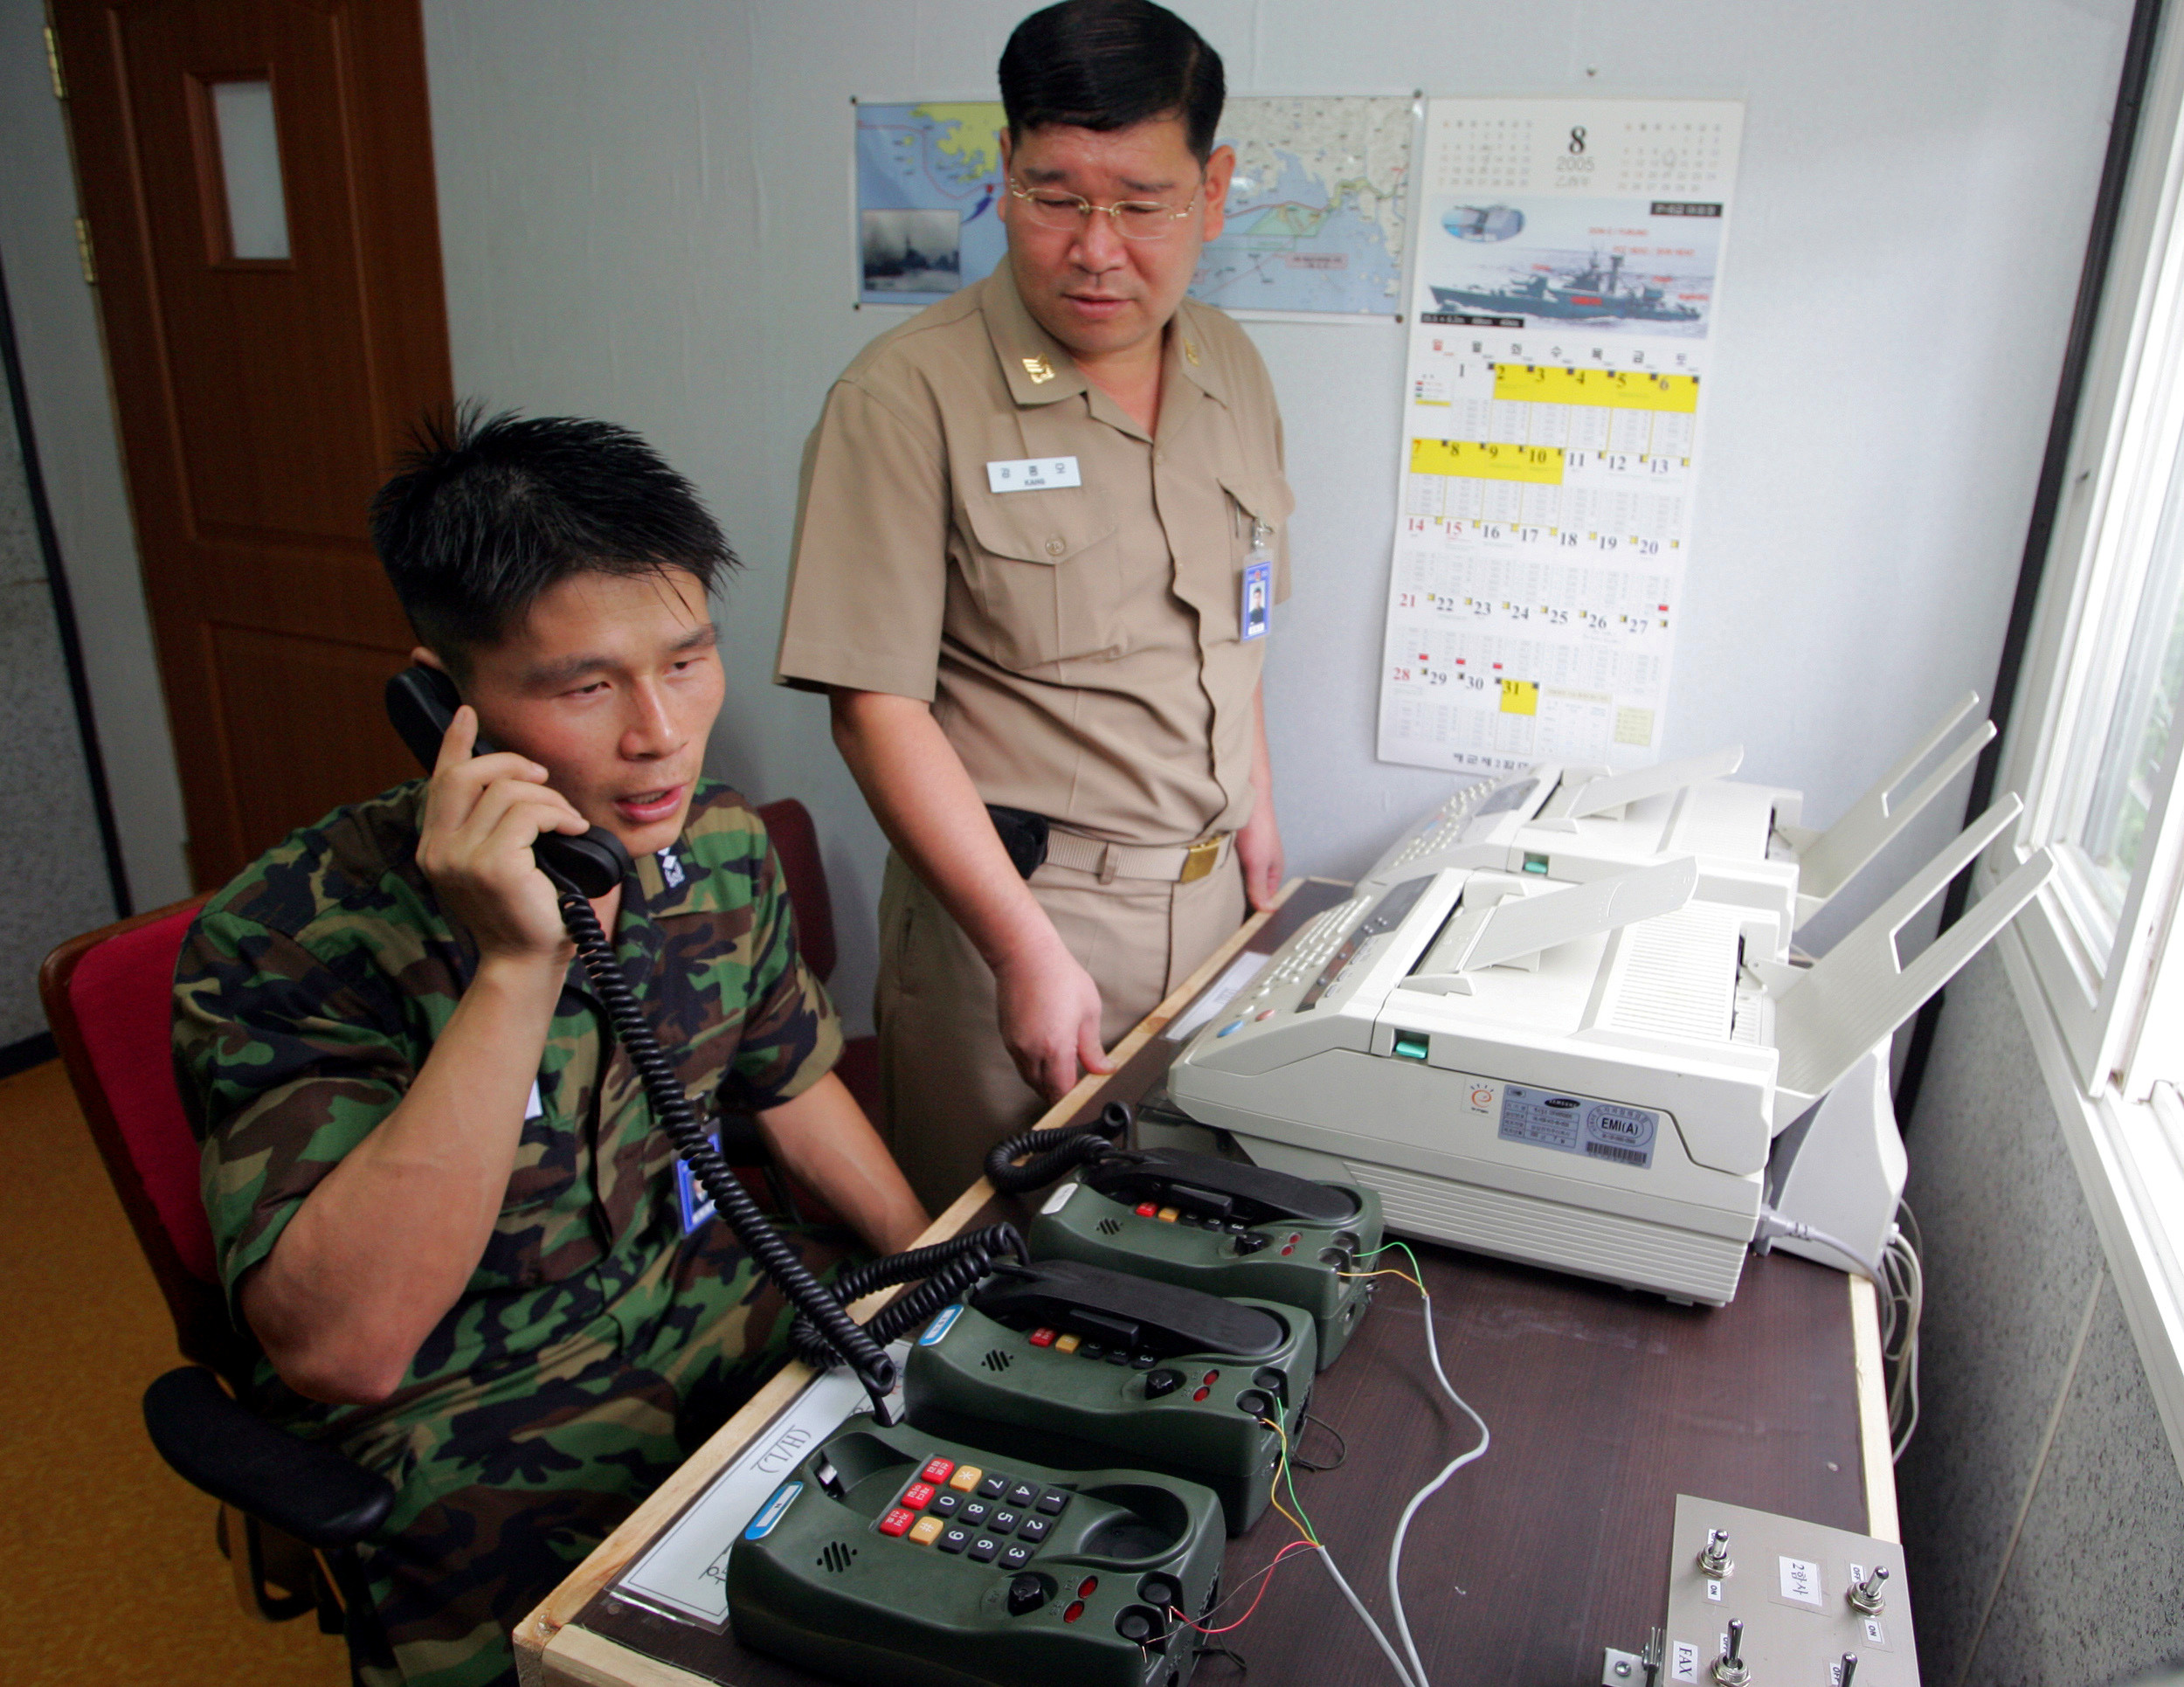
[173,779,842,1414]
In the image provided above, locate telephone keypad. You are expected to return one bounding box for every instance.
[966,1537,1001,1563]
[928,1492,962,1518]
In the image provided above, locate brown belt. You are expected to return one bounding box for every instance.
[1041,827,1232,885]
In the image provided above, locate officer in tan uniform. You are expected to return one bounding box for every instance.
[776,0,1294,1211]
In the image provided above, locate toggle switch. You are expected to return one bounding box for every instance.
[1697,1527,1731,1577]
[1711,1617,1749,1686]
[1849,1563,1889,1614]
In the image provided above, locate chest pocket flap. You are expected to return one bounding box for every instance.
[956,487,1121,671]
[1218,468,1297,539]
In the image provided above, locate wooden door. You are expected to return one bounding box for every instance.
[53,0,450,888]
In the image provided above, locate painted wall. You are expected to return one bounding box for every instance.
[0,0,190,912]
[1898,948,2184,1686]
[0,328,115,1041]
[423,0,2132,1032]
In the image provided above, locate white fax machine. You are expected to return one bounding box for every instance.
[1166,698,2051,1304]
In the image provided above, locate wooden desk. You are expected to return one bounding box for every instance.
[517,879,1895,1687]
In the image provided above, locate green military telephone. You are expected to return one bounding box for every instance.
[900,1257,1314,1535]
[729,1416,1226,1687]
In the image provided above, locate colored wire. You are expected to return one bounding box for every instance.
[1169,1539,1319,1635]
[1341,1265,1427,1292]
[1261,1414,1424,1686]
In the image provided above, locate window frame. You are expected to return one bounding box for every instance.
[1987,0,2184,1476]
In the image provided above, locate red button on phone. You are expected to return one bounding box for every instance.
[921,1457,955,1484]
[1078,1578,1099,1598]
[902,1483,936,1510]
[1062,1600,1085,1623]
[1135,1203,1158,1217]
[1192,1386,1211,1402]
[1028,1327,1056,1347]
[1203,1371,1220,1386]
[879,1508,916,1537]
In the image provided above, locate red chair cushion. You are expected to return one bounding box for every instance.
[68,906,217,1284]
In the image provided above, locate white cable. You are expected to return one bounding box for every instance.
[1882,1205,1925,1459]
[1385,1269,1492,1687]
[1313,1542,1422,1687]
[1754,1206,1886,1283]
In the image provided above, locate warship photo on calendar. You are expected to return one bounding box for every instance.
[1422,195,1720,336]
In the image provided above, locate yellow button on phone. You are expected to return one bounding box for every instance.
[948,1465,983,1492]
[1054,1333,1082,1354]
[1157,1206,1180,1223]
[909,1515,945,1545]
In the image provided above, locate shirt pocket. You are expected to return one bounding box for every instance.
[957,487,1121,672]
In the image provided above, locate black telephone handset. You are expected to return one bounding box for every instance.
[971,1257,1286,1359]
[383,664,930,1416]
[1080,1146,1361,1228]
[384,666,630,900]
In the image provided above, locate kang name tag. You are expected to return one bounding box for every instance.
[986,456,1082,493]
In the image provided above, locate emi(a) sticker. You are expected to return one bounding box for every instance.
[1496,1083,1661,1170]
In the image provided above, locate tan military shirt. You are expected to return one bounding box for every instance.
[776,268,1294,847]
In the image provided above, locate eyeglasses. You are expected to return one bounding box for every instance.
[1006,175,1202,241]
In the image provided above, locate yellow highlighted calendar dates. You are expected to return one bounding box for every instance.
[1410,439,1564,484]
[1500,679,1538,716]
[1491,364,1699,413]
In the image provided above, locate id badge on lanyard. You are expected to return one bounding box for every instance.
[1241,519,1273,641]
[675,1132,722,1234]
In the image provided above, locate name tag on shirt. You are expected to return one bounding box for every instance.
[676,1131,723,1234]
[986,456,1082,493]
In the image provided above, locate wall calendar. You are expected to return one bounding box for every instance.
[1377,99,1744,773]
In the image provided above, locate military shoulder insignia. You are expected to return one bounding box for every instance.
[1021,356,1055,384]
[1183,338,1202,366]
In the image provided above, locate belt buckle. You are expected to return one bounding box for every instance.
[1179,836,1222,883]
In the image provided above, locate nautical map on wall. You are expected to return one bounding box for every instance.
[854,96,1416,319]
[1376,99,1745,774]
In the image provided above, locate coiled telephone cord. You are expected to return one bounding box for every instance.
[786,1223,1028,1372]
[983,1101,1132,1193]
[556,888,899,1412]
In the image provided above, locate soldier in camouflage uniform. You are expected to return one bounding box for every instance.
[174,412,930,1687]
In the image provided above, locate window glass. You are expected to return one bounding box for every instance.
[2073,421,2184,926]
[210,79,289,261]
